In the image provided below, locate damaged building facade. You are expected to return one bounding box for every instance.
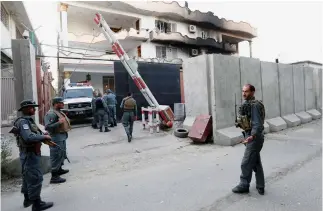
[57,1,256,93]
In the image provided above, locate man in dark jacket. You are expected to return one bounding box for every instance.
[95,93,110,132]
[233,84,265,195]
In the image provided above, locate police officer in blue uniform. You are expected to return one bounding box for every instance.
[103,89,117,127]
[233,84,265,195]
[95,93,111,132]
[11,100,54,211]
[44,97,71,184]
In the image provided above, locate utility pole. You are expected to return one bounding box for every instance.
[57,31,60,96]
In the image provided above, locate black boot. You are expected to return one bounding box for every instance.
[232,185,249,194]
[127,134,131,143]
[105,127,111,132]
[257,187,265,195]
[32,198,53,211]
[23,194,33,208]
[113,120,117,127]
[58,167,69,175]
[99,127,103,132]
[50,172,66,184]
[25,195,46,208]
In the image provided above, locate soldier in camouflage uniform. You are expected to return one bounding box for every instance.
[11,100,54,210]
[120,92,137,142]
[233,84,266,195]
[44,97,71,184]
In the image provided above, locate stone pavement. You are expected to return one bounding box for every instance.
[1,120,322,211]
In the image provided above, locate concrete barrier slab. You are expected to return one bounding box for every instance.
[264,122,270,134]
[266,117,287,132]
[306,109,321,120]
[3,156,51,177]
[183,116,196,130]
[282,114,302,127]
[215,126,243,146]
[295,111,312,123]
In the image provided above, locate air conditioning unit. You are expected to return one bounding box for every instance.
[189,25,196,33]
[191,49,199,56]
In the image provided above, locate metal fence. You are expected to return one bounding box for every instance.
[1,76,17,122]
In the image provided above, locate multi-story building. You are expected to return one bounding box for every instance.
[58,1,257,93]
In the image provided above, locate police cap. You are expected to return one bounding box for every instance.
[52,97,64,105]
[18,100,39,111]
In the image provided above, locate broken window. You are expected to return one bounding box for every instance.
[201,31,208,39]
[155,20,177,33]
[156,46,166,58]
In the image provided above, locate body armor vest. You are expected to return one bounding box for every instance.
[14,117,42,154]
[95,98,104,109]
[123,97,136,110]
[236,99,265,131]
[52,110,71,133]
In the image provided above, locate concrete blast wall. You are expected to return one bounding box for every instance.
[182,55,210,117]
[313,68,322,112]
[261,61,280,119]
[183,54,321,146]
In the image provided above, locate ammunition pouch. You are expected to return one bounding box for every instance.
[17,136,41,155]
[236,114,252,131]
[19,143,41,155]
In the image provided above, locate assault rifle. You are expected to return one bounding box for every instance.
[9,124,70,163]
[234,93,240,128]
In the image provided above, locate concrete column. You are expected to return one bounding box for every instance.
[63,71,71,86]
[12,39,39,124]
[249,40,253,58]
[201,49,207,55]
[60,3,68,47]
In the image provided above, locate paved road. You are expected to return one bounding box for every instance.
[221,156,322,211]
[1,120,321,211]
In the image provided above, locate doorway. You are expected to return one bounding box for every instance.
[102,76,115,93]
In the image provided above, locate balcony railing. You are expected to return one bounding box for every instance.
[68,28,149,44]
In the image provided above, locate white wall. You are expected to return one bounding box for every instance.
[140,16,155,30]
[69,72,112,94]
[141,42,156,58]
[1,9,18,59]
[127,47,138,58]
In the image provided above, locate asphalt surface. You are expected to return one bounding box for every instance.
[221,156,322,211]
[1,120,322,211]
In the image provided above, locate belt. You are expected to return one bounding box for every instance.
[123,109,134,112]
[19,146,40,155]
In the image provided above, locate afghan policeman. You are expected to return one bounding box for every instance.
[95,93,111,132]
[10,100,54,210]
[233,84,265,195]
[44,97,71,184]
[104,89,117,127]
[91,91,99,129]
[120,92,137,142]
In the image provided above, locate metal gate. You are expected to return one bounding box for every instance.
[1,76,17,124]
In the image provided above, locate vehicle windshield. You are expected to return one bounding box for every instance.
[63,88,93,99]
